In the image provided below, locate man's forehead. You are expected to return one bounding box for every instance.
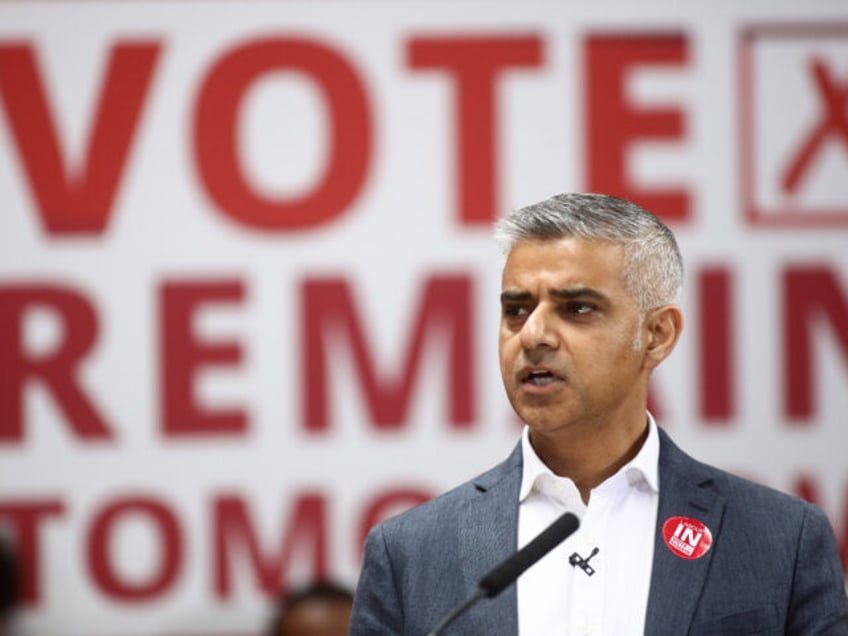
[501,237,626,283]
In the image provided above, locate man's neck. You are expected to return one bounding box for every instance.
[529,414,649,505]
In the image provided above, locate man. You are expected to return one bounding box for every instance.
[349,193,848,635]
[267,580,353,636]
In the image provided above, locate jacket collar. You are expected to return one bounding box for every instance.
[455,442,523,633]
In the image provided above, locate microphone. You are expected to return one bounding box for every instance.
[569,546,600,576]
[426,511,579,636]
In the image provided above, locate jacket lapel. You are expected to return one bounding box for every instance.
[645,429,726,634]
[457,442,523,634]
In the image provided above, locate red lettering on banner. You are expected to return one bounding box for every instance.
[794,476,848,576]
[194,37,371,231]
[357,488,432,560]
[782,59,848,194]
[160,280,246,437]
[301,275,475,432]
[585,34,690,222]
[0,285,112,442]
[212,494,326,598]
[87,497,182,601]
[0,499,65,604]
[407,35,543,225]
[783,267,848,421]
[0,42,159,234]
[698,267,734,421]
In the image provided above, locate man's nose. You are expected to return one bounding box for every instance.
[519,305,558,350]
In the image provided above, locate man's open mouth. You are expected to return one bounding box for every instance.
[523,369,561,386]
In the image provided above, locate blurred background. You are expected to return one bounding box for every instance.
[0,1,846,634]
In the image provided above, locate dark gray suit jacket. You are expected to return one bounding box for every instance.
[349,429,848,635]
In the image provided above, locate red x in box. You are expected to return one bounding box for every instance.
[739,23,848,227]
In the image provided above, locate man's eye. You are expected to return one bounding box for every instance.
[503,305,528,318]
[567,302,595,315]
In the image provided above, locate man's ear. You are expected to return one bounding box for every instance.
[643,304,683,370]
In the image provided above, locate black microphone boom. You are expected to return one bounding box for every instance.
[426,511,579,636]
[479,511,579,597]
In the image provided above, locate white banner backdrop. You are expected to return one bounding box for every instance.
[0,1,846,634]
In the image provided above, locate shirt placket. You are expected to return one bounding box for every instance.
[568,491,608,636]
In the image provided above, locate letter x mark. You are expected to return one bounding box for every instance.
[782,58,848,194]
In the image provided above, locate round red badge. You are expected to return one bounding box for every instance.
[662,516,712,560]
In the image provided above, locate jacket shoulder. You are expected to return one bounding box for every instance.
[379,442,522,534]
[659,427,827,527]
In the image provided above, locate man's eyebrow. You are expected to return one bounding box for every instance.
[500,290,532,303]
[500,287,609,303]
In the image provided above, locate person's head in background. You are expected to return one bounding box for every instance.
[0,536,20,636]
[268,581,353,636]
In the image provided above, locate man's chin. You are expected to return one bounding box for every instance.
[517,409,571,434]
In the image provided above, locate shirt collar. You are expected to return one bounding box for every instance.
[518,412,660,503]
[519,426,554,502]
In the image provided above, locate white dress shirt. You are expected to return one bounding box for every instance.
[516,414,660,636]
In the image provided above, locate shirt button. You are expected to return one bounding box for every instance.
[581,624,593,635]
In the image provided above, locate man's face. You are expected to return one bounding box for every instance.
[498,237,650,436]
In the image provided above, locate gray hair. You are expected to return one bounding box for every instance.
[494,193,683,313]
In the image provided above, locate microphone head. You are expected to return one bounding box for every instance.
[478,511,579,597]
